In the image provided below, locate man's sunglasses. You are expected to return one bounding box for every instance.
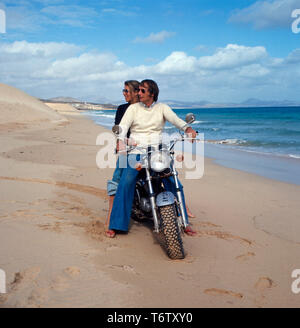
[138,88,147,93]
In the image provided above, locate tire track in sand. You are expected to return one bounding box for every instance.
[0,176,107,199]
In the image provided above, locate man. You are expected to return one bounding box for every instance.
[108,79,197,236]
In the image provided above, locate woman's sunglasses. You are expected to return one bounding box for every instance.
[122,89,130,93]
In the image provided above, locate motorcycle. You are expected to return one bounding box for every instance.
[113,113,196,260]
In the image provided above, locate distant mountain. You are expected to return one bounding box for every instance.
[163,100,210,108]
[160,98,300,109]
[241,98,300,107]
[43,96,83,103]
[40,96,300,109]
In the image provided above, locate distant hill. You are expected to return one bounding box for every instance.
[41,96,300,109]
[241,98,300,107]
[41,96,83,103]
[40,97,118,110]
[160,98,300,109]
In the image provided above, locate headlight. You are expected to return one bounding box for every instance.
[150,150,170,172]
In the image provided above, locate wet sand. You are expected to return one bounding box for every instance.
[1,83,300,308]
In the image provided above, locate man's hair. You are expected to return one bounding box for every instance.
[141,79,159,102]
[125,80,140,92]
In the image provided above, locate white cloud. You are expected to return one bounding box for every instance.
[1,40,300,103]
[285,49,300,63]
[44,52,122,79]
[154,52,197,74]
[0,40,80,57]
[229,0,299,29]
[238,64,270,78]
[133,31,176,44]
[197,44,267,69]
[101,8,138,16]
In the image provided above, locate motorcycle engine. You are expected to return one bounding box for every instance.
[140,197,152,212]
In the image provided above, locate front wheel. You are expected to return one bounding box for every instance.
[159,204,185,260]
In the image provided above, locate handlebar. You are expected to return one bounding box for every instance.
[117,134,200,155]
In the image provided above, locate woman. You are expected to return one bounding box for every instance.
[105,80,140,238]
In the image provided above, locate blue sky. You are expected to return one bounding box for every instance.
[0,0,300,103]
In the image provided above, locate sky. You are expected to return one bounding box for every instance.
[0,0,300,104]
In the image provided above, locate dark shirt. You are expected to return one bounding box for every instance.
[115,103,131,138]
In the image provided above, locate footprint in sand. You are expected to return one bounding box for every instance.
[204,288,243,299]
[50,275,70,292]
[105,245,121,252]
[235,252,255,262]
[198,221,222,228]
[2,267,42,307]
[106,264,139,275]
[197,230,253,246]
[254,276,275,307]
[10,267,41,291]
[64,266,81,277]
[177,272,194,281]
[79,248,99,257]
[50,266,81,292]
[28,287,49,307]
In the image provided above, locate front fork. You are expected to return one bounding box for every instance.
[145,167,160,233]
[171,163,188,229]
[145,164,188,232]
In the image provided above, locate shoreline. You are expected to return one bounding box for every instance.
[204,143,300,186]
[1,99,300,308]
[81,108,300,187]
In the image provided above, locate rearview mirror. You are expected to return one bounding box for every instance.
[112,125,122,135]
[185,113,195,124]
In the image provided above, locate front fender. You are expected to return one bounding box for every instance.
[156,191,175,207]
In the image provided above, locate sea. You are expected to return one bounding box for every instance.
[83,106,300,186]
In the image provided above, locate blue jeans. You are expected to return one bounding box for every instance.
[109,154,189,232]
[106,155,127,196]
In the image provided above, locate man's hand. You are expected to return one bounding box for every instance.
[126,137,137,147]
[116,139,126,154]
[185,127,197,143]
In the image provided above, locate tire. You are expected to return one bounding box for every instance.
[159,204,185,260]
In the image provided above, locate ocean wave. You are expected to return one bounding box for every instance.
[207,138,246,145]
[97,114,115,118]
[85,112,105,116]
[289,154,300,159]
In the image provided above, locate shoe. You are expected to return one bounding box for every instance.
[105,229,116,238]
[184,225,197,236]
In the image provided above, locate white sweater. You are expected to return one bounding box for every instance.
[118,102,188,150]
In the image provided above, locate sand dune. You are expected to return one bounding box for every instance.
[0,83,64,124]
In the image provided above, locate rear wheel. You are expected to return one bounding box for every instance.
[159,204,185,260]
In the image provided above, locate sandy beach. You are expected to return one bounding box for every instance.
[1,83,300,308]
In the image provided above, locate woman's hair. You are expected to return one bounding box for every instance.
[124,80,140,92]
[140,79,159,102]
